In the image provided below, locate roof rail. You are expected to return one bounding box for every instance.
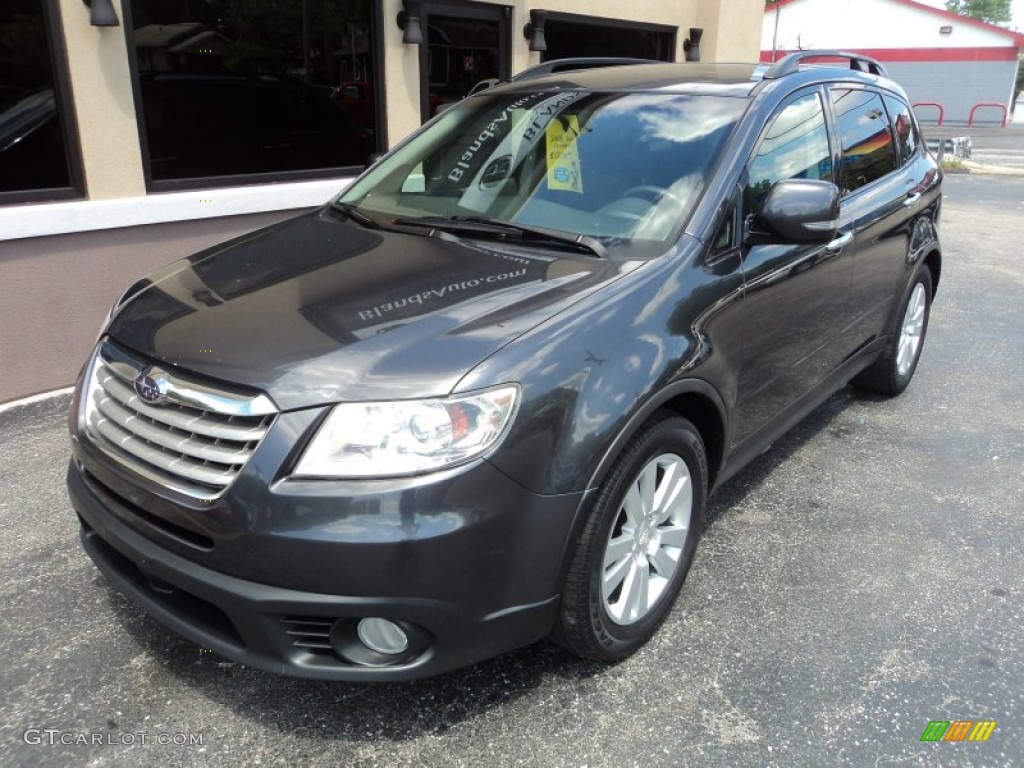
[763,50,888,80]
[511,57,660,82]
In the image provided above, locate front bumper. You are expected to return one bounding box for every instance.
[68,439,584,680]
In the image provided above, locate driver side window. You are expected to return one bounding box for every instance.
[745,92,832,218]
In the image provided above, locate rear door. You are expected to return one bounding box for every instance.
[826,86,911,349]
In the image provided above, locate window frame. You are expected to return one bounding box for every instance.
[880,91,921,168]
[415,0,513,123]
[120,0,388,192]
[0,0,85,206]
[741,85,838,223]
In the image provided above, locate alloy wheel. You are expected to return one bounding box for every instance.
[601,453,692,625]
[897,282,927,377]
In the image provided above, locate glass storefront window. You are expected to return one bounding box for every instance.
[542,16,675,62]
[0,0,79,200]
[128,0,380,185]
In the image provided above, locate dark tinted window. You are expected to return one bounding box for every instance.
[0,0,77,198]
[830,89,896,193]
[129,0,379,183]
[542,18,674,61]
[745,92,832,216]
[883,94,918,166]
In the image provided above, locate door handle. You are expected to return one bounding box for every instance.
[903,192,921,208]
[825,232,853,253]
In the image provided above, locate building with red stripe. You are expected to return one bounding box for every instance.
[763,0,1024,125]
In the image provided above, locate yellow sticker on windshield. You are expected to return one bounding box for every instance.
[546,116,583,193]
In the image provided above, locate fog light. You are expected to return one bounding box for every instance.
[356,618,409,655]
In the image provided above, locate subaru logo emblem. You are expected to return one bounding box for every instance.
[134,369,165,403]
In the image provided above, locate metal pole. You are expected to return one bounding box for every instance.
[772,7,780,62]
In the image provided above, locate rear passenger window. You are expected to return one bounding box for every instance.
[830,89,897,193]
[745,92,832,217]
[883,94,919,166]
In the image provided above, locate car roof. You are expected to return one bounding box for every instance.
[494,62,765,97]
[486,53,899,101]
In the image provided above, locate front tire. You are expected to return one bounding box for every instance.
[554,413,707,661]
[851,265,933,396]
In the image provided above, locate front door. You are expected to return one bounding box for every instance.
[729,87,855,447]
[418,1,511,122]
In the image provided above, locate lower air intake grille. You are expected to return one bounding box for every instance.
[282,616,336,654]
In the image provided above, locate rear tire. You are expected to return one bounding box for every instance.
[851,265,932,396]
[553,413,706,661]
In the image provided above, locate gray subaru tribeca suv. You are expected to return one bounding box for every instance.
[68,52,941,680]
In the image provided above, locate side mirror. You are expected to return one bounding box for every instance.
[757,179,839,243]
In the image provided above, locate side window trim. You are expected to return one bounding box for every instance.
[706,187,742,262]
[742,85,831,181]
[880,90,921,167]
[827,84,899,197]
[742,85,835,222]
[820,84,843,187]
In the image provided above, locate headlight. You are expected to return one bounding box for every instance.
[293,385,520,478]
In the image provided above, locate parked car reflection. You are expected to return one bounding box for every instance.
[0,88,71,192]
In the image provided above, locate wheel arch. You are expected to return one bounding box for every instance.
[923,248,941,297]
[586,379,727,495]
[554,378,727,622]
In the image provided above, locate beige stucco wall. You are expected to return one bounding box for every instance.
[382,0,421,153]
[56,0,146,200]
[696,0,767,63]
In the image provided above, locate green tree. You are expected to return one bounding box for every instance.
[945,0,1011,24]
[1016,56,1023,110]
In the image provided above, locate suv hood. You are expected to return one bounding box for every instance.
[106,208,635,410]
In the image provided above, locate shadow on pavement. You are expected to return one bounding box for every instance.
[98,577,608,744]
[705,386,856,524]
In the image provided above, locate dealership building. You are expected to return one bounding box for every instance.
[1,0,763,402]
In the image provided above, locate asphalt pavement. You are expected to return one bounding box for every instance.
[1,174,1022,767]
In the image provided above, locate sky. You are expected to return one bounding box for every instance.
[913,0,1024,32]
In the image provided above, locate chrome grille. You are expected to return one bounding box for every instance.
[81,340,277,499]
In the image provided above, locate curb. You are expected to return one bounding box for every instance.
[959,161,1024,176]
[0,387,73,416]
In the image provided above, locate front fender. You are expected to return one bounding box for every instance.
[459,239,737,497]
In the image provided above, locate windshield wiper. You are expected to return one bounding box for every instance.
[392,215,606,258]
[330,201,380,229]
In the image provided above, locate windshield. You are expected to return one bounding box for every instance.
[339,89,745,254]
